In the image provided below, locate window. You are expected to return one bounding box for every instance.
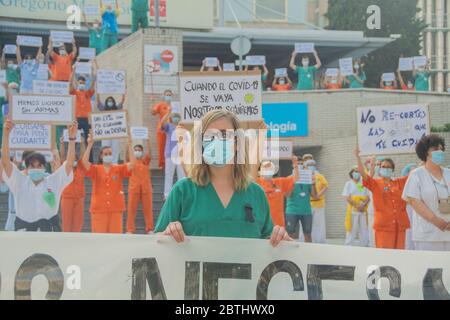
[254,0,287,21]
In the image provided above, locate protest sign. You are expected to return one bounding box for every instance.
[339,58,354,76]
[90,110,128,140]
[3,45,16,55]
[263,140,293,160]
[63,129,82,143]
[325,68,339,77]
[399,57,414,71]
[382,73,396,82]
[16,36,42,47]
[9,123,53,150]
[130,127,149,140]
[79,47,96,60]
[84,5,100,16]
[413,56,427,68]
[295,43,315,53]
[32,81,70,95]
[11,94,74,124]
[144,45,179,94]
[97,69,126,94]
[179,71,262,123]
[205,57,219,68]
[246,56,266,66]
[223,63,235,72]
[75,62,92,75]
[0,233,449,300]
[275,68,288,77]
[36,64,49,80]
[50,31,74,44]
[357,104,430,156]
[298,169,313,184]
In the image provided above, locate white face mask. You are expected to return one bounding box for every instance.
[279,79,286,85]
[60,49,67,56]
[134,151,143,159]
[331,79,338,84]
[354,64,360,70]
[302,60,309,67]
[385,81,393,87]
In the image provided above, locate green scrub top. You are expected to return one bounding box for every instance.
[415,71,430,92]
[6,67,20,85]
[347,72,366,88]
[89,29,104,55]
[285,183,312,216]
[296,66,316,90]
[155,178,274,239]
[131,0,149,11]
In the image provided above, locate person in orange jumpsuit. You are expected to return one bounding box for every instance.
[59,134,87,232]
[355,148,410,249]
[47,36,77,82]
[126,132,153,234]
[82,133,136,234]
[256,157,299,228]
[151,89,173,169]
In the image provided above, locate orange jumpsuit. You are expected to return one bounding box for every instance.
[256,176,295,227]
[86,164,131,234]
[152,101,171,168]
[127,155,153,233]
[50,52,74,81]
[61,163,86,232]
[363,175,410,249]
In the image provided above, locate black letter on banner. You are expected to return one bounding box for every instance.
[423,269,450,300]
[14,253,64,300]
[256,260,304,300]
[202,263,251,300]
[307,265,355,300]
[131,258,167,300]
[184,261,200,300]
[366,266,401,300]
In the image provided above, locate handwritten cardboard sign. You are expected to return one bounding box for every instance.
[130,127,149,140]
[9,123,53,150]
[90,110,129,140]
[97,69,126,94]
[32,81,70,95]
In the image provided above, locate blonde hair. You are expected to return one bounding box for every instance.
[188,110,252,191]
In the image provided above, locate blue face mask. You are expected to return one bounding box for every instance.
[379,168,393,178]
[308,166,317,172]
[203,138,234,167]
[352,172,361,181]
[431,150,445,166]
[172,116,180,124]
[102,155,113,164]
[28,169,46,182]
[78,84,86,91]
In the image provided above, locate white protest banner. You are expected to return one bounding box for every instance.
[79,47,96,60]
[263,140,293,160]
[9,123,53,150]
[130,127,149,140]
[11,94,74,125]
[246,55,266,66]
[3,45,17,55]
[2,233,448,300]
[32,80,70,96]
[36,64,49,80]
[91,110,128,140]
[235,60,248,66]
[223,63,235,72]
[339,58,354,76]
[382,73,396,82]
[275,68,288,77]
[50,31,74,45]
[16,35,43,47]
[205,57,219,68]
[14,150,53,162]
[399,57,414,71]
[102,0,114,5]
[295,42,315,53]
[144,45,179,94]
[180,71,262,123]
[63,129,82,143]
[298,169,313,184]
[413,56,428,68]
[0,70,6,83]
[97,69,126,94]
[75,62,92,75]
[357,104,430,156]
[325,68,339,77]
[84,5,100,16]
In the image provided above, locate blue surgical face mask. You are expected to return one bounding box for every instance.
[202,138,234,167]
[134,151,143,159]
[164,95,172,102]
[172,116,180,124]
[379,168,394,178]
[28,169,46,182]
[308,166,317,172]
[78,84,86,91]
[352,172,361,181]
[107,101,114,107]
[431,150,445,166]
[102,155,113,164]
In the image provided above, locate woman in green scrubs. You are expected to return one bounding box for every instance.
[154,110,291,247]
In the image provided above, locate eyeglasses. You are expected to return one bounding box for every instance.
[203,129,235,142]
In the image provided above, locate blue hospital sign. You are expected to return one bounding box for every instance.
[262,102,308,137]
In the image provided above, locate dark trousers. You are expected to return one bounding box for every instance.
[15,215,61,232]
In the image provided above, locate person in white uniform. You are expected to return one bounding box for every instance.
[403,134,450,251]
[342,167,370,246]
[401,163,418,250]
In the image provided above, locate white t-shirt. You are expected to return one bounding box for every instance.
[3,162,73,223]
[402,167,450,242]
[342,180,369,213]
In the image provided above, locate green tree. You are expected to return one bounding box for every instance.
[326,0,427,88]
